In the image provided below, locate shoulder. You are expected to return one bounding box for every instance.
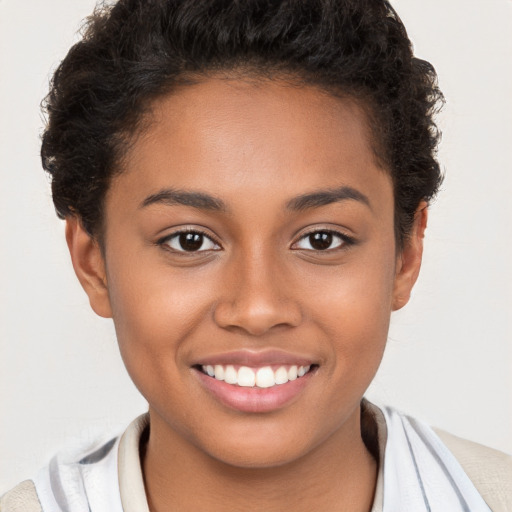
[0,480,42,512]
[0,416,148,512]
[433,427,512,512]
[365,400,512,511]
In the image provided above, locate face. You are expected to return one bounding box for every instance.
[70,78,423,469]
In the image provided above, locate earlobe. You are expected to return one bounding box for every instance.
[392,202,428,311]
[65,217,113,318]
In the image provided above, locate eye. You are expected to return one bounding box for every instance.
[293,230,353,251]
[159,230,221,253]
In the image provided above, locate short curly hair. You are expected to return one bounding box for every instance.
[41,0,444,246]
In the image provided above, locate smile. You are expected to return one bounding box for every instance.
[193,351,318,413]
[200,364,312,388]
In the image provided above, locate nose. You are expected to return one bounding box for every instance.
[213,250,303,336]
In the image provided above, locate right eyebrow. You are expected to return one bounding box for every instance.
[139,188,229,213]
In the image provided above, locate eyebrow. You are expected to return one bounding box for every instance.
[140,188,228,212]
[140,185,371,213]
[285,186,371,212]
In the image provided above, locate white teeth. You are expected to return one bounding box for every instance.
[224,365,238,384]
[255,366,275,388]
[274,366,288,385]
[214,365,224,381]
[238,366,256,387]
[201,363,312,388]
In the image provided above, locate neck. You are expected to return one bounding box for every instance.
[141,405,378,512]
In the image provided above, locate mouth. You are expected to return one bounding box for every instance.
[196,363,315,388]
[192,353,318,413]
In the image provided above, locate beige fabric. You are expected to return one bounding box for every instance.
[433,427,512,512]
[361,402,512,512]
[0,480,42,512]
[118,414,151,512]
[368,403,387,512]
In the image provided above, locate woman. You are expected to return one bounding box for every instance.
[1,1,510,511]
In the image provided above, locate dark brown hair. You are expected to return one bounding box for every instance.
[41,0,444,245]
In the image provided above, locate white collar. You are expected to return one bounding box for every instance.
[33,401,491,512]
[116,405,386,512]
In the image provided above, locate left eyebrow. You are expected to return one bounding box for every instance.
[285,186,371,212]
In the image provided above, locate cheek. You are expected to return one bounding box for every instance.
[304,248,396,374]
[105,254,216,386]
[305,246,396,324]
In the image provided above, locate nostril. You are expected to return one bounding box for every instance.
[212,292,303,335]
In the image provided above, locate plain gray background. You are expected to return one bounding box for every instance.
[1,0,511,491]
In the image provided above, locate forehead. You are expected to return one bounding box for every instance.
[108,78,392,220]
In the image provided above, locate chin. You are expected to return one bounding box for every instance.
[193,420,324,471]
[207,442,307,470]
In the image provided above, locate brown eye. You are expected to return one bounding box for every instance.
[309,232,333,250]
[163,230,220,252]
[294,230,347,251]
[179,232,204,251]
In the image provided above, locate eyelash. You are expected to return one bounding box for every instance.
[157,228,355,254]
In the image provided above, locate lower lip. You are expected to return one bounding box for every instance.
[194,369,314,413]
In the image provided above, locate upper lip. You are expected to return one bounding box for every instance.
[193,349,317,367]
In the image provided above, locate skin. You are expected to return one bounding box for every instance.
[66,78,427,512]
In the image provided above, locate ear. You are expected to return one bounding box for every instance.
[65,217,113,318]
[392,202,428,311]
